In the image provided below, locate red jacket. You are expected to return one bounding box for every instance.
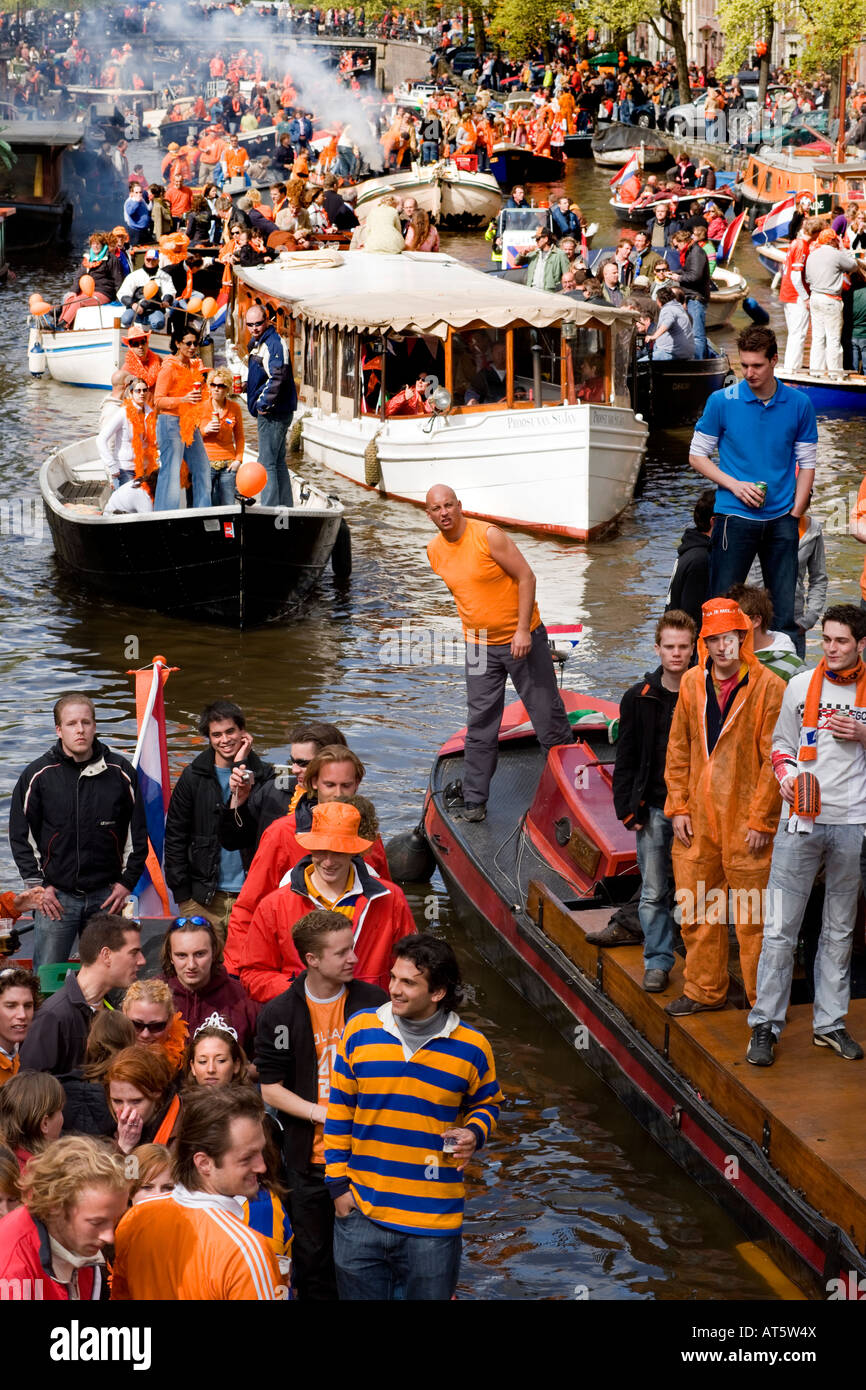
[224,809,390,975]
[0,1206,103,1300]
[239,856,415,1002]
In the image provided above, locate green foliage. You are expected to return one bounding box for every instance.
[798,0,866,70]
[0,136,15,174]
[716,0,778,77]
[490,0,585,59]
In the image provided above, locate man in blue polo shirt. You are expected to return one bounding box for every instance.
[688,325,818,645]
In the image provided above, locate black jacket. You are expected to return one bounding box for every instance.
[164,746,273,904]
[676,242,711,303]
[667,526,711,628]
[218,772,299,851]
[9,738,147,894]
[255,973,387,1171]
[612,667,679,827]
[19,972,94,1076]
[58,1070,116,1137]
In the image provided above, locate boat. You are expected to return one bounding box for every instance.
[776,368,866,411]
[227,249,648,541]
[27,304,214,390]
[740,149,866,216]
[609,188,736,225]
[753,239,787,277]
[564,131,593,158]
[40,439,348,627]
[488,204,597,268]
[591,123,669,169]
[705,266,750,327]
[351,161,502,227]
[588,248,748,328]
[0,121,82,250]
[489,142,565,187]
[0,207,13,284]
[631,354,733,425]
[157,116,209,150]
[420,693,866,1297]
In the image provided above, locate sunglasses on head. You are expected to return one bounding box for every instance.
[173,916,210,928]
[130,1017,169,1034]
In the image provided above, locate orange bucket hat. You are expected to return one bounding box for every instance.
[699,597,749,639]
[295,802,373,855]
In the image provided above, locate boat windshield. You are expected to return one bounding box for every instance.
[499,207,548,233]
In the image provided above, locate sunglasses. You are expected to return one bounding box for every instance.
[246,320,265,329]
[130,1018,169,1034]
[173,916,210,928]
[181,339,198,347]
[291,755,313,767]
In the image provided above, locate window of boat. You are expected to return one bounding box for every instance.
[319,326,337,407]
[564,326,607,404]
[379,333,446,417]
[303,321,318,393]
[450,328,508,407]
[512,325,563,404]
[339,330,357,400]
[361,335,385,414]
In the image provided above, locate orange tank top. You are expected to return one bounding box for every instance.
[427,517,541,646]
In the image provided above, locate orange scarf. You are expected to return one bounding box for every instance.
[799,658,866,760]
[125,401,158,478]
[156,1012,189,1077]
[124,348,160,389]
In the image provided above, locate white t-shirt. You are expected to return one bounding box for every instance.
[103,482,154,515]
[773,667,866,822]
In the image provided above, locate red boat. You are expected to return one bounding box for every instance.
[422,690,866,1297]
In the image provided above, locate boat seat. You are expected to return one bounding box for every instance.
[57,479,110,504]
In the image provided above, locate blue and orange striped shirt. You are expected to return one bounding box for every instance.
[324,1003,502,1235]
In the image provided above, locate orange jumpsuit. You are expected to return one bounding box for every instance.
[664,645,784,1007]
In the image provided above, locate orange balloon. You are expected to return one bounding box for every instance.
[143,280,160,300]
[79,274,95,297]
[235,460,268,498]
[200,296,218,319]
[186,293,203,313]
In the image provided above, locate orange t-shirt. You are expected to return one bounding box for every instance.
[198,398,245,461]
[427,516,541,645]
[305,986,347,1164]
[223,147,249,177]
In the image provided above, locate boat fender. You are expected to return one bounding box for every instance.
[743,296,769,325]
[383,824,436,884]
[364,433,382,487]
[28,335,47,379]
[288,418,304,453]
[330,517,352,580]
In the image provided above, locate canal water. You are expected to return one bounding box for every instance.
[1,151,863,1299]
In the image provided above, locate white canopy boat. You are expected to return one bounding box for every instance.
[706,266,750,328]
[227,249,648,541]
[27,304,213,389]
[351,161,502,228]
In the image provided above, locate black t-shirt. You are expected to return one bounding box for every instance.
[422,116,443,142]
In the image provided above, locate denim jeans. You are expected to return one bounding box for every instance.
[210,466,237,506]
[636,806,676,972]
[852,338,866,373]
[333,1206,462,1300]
[749,821,866,1036]
[31,887,111,970]
[113,468,134,489]
[154,415,212,511]
[255,414,294,507]
[709,511,799,642]
[421,140,439,164]
[686,297,708,359]
[121,306,166,331]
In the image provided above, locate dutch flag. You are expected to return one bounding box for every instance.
[610,150,640,191]
[716,210,746,265]
[754,192,797,244]
[547,623,583,649]
[130,657,176,918]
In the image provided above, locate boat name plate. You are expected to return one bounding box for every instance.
[566,827,601,878]
[203,519,221,532]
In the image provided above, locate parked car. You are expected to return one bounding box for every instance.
[662,84,789,139]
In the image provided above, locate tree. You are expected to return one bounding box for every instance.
[716,0,780,104]
[595,0,691,101]
[490,0,592,60]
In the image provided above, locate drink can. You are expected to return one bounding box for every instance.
[232,374,242,394]
[755,482,767,501]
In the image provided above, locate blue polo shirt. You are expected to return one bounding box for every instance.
[692,378,818,521]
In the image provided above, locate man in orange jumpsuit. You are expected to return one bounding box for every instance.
[663,597,784,1015]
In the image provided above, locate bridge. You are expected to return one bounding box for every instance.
[149,34,432,92]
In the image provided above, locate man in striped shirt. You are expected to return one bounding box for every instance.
[325,933,502,1300]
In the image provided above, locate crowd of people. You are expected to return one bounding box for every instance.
[0,695,502,1300]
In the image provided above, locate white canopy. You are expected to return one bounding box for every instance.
[236,251,636,339]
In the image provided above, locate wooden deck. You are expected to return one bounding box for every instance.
[530,884,866,1262]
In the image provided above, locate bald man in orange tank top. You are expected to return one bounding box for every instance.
[426,484,573,821]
